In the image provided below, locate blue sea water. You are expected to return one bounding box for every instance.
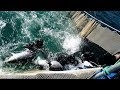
[87,11,120,31]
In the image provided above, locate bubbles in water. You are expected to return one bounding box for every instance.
[0,20,6,39]
[0,20,6,29]
[63,35,82,55]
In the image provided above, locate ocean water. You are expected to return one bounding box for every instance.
[0,11,81,72]
[0,11,119,73]
[87,11,120,31]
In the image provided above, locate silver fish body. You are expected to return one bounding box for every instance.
[4,49,35,63]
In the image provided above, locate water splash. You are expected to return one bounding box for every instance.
[63,35,82,55]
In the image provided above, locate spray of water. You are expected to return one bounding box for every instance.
[63,35,82,55]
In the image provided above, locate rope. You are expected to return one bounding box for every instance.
[89,66,111,79]
[83,11,120,33]
[87,69,103,79]
[103,66,110,75]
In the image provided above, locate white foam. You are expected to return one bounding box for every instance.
[63,35,81,55]
[0,20,6,29]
